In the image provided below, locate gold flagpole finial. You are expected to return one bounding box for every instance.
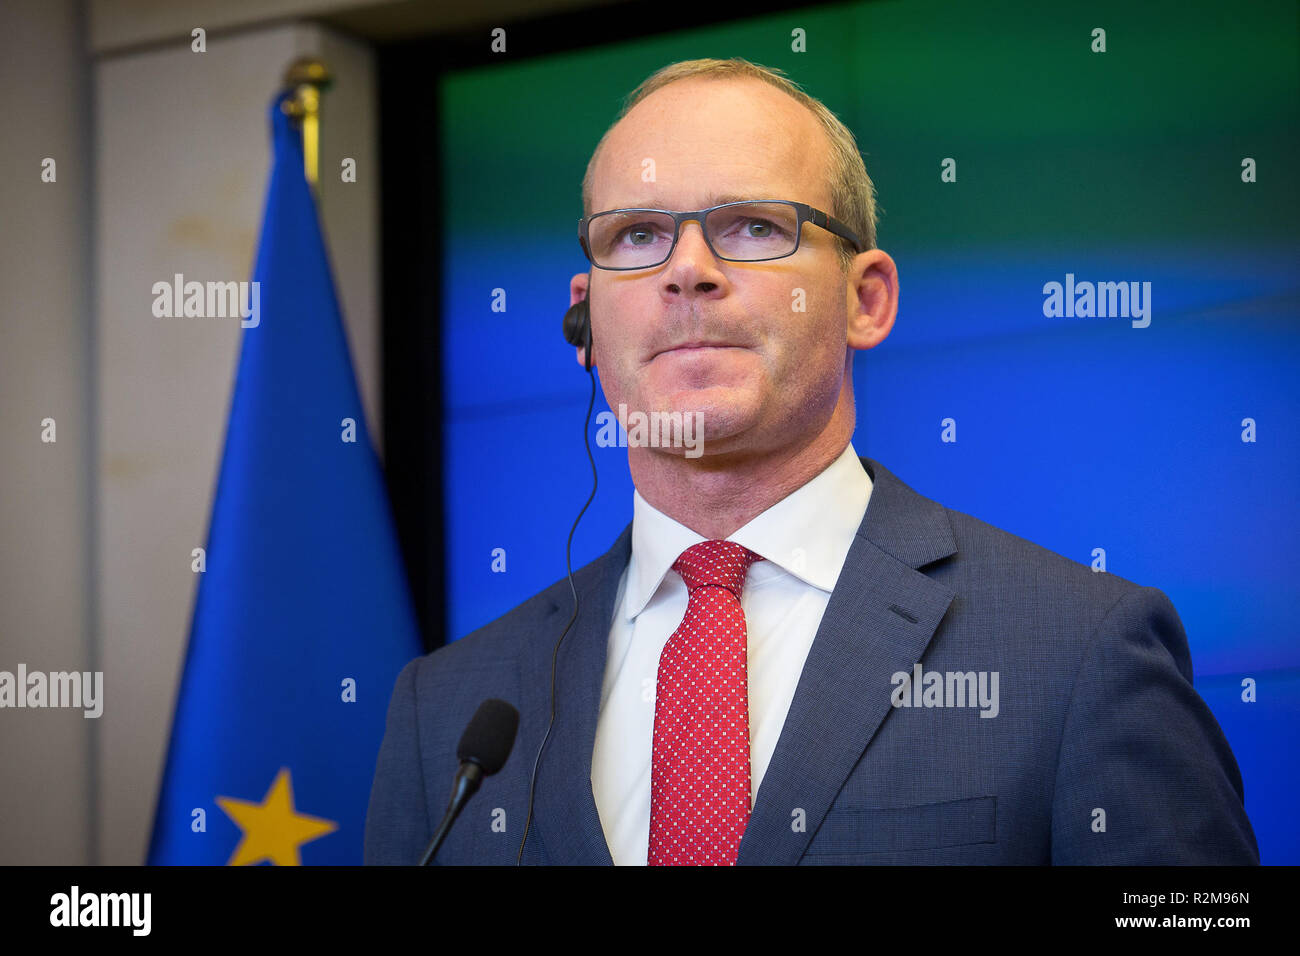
[281,57,333,193]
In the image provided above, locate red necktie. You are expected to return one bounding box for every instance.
[648,539,762,866]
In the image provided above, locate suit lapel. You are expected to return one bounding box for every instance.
[519,524,631,865]
[737,457,958,865]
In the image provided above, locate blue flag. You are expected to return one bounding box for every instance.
[147,92,423,865]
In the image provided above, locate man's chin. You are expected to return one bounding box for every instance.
[643,391,758,435]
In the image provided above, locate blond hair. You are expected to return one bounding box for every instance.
[581,58,878,271]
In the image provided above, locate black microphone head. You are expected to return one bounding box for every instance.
[457,699,520,775]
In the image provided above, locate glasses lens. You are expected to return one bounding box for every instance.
[706,202,799,261]
[587,210,677,268]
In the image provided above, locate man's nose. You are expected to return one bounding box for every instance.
[674,219,710,258]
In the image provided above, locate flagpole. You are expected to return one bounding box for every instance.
[281,57,333,192]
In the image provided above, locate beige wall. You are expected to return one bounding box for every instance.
[0,0,95,866]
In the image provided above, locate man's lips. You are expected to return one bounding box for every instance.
[651,341,746,358]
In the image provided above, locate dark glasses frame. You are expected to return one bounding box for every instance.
[578,199,867,271]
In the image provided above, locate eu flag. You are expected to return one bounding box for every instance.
[147,91,422,865]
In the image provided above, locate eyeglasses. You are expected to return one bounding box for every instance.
[578,199,866,271]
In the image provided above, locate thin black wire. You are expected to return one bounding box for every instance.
[516,366,599,864]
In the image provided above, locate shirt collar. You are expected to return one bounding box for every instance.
[623,441,873,620]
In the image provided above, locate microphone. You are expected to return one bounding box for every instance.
[417,698,520,866]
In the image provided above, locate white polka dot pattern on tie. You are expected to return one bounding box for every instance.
[648,539,762,866]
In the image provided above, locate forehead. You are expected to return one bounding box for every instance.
[591,77,831,212]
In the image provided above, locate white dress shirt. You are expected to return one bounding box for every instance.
[590,441,874,865]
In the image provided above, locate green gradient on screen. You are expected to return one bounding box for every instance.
[441,0,1298,252]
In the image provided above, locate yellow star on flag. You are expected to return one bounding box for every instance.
[216,767,338,866]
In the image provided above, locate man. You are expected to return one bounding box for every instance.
[364,58,1258,865]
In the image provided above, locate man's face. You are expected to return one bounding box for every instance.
[580,77,882,461]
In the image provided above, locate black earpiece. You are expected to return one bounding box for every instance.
[562,296,592,372]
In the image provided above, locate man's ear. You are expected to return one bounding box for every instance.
[846,249,898,352]
[570,271,592,368]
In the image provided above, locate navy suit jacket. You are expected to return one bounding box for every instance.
[364,457,1258,865]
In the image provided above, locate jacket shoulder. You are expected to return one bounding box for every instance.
[929,503,1165,657]
[941,504,1141,598]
